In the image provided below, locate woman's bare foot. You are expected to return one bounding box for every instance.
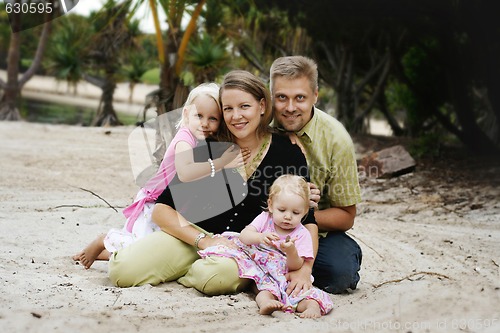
[259,299,284,315]
[72,234,109,269]
[297,299,322,318]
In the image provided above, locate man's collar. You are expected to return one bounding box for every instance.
[296,106,316,143]
[272,106,316,142]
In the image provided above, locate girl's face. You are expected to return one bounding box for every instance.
[268,191,308,234]
[185,94,221,140]
[221,88,264,142]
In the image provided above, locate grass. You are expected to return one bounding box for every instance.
[20,98,138,126]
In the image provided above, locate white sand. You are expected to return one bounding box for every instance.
[1,110,500,331]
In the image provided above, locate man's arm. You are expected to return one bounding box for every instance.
[314,204,357,232]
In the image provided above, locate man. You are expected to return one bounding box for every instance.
[270,56,362,294]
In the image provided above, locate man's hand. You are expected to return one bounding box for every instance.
[288,133,306,155]
[308,182,320,210]
[285,263,313,297]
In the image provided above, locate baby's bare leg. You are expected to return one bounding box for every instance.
[296,299,322,318]
[255,290,284,315]
[72,234,110,269]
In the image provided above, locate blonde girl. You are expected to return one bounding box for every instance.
[200,175,333,318]
[73,83,247,269]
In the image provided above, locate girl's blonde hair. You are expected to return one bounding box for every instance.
[218,70,273,142]
[175,82,221,129]
[268,174,310,213]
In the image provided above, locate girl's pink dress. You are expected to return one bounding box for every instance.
[199,212,333,315]
[104,127,197,253]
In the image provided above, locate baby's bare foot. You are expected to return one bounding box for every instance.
[259,300,284,315]
[298,300,321,319]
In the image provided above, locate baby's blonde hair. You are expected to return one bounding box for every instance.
[268,174,310,213]
[175,83,221,129]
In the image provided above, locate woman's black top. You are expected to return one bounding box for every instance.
[156,133,316,234]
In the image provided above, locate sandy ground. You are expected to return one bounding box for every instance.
[1,70,500,331]
[1,119,499,333]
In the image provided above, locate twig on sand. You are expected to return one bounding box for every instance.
[52,204,84,209]
[373,271,451,289]
[74,186,118,212]
[348,232,384,259]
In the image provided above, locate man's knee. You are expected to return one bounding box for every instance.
[313,251,361,294]
[314,264,360,294]
[314,232,362,293]
[178,256,250,295]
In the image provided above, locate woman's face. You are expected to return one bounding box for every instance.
[221,88,264,142]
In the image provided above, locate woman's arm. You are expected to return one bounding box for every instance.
[174,141,246,183]
[151,203,236,250]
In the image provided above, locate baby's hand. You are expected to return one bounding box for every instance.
[260,232,280,246]
[223,146,250,169]
[279,235,297,252]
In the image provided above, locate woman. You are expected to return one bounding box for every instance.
[108,70,318,295]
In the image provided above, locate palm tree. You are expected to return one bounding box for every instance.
[122,51,151,104]
[85,0,137,126]
[185,33,229,82]
[44,16,89,94]
[130,0,206,110]
[126,0,207,159]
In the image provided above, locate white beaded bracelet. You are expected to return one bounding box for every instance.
[208,158,215,177]
[194,232,207,250]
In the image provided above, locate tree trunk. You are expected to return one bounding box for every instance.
[448,69,499,154]
[0,11,52,121]
[92,74,122,127]
[378,92,405,136]
[445,36,499,155]
[0,30,22,120]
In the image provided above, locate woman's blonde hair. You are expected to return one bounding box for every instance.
[218,70,273,142]
[175,82,221,129]
[267,174,310,213]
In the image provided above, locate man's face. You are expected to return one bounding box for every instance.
[272,76,318,132]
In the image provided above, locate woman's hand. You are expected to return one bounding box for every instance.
[197,234,238,250]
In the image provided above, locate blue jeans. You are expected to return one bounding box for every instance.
[312,231,362,294]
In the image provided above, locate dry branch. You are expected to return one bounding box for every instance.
[373,271,451,289]
[74,186,118,212]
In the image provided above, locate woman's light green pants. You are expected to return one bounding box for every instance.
[108,231,250,295]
